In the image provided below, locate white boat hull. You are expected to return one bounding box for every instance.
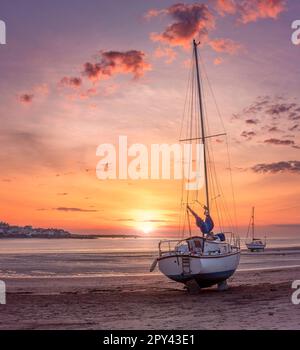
[246,242,266,251]
[158,251,240,288]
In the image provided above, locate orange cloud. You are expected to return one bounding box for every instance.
[215,0,286,23]
[18,83,49,105]
[34,83,49,96]
[209,38,242,54]
[19,93,34,104]
[147,3,215,49]
[154,47,177,64]
[215,0,237,16]
[239,0,286,23]
[83,50,151,82]
[79,87,98,100]
[59,76,82,89]
[214,57,223,65]
[144,8,162,20]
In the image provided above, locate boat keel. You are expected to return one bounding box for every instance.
[217,280,229,291]
[169,269,235,289]
[185,279,201,294]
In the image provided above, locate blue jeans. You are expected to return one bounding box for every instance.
[187,206,214,234]
[195,215,214,234]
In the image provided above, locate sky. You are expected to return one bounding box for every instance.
[0,0,299,237]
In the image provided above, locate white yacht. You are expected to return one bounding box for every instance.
[246,207,267,252]
[150,39,240,291]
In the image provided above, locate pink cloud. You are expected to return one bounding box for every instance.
[18,83,50,105]
[59,77,82,89]
[239,0,286,23]
[34,83,49,96]
[147,3,215,49]
[208,38,242,54]
[83,50,151,82]
[215,0,237,16]
[215,0,286,23]
[144,8,162,20]
[154,47,177,64]
[214,57,223,65]
[79,87,97,100]
[19,94,34,104]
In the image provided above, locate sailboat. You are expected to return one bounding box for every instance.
[246,207,267,252]
[150,40,240,291]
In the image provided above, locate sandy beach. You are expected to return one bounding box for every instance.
[0,239,299,330]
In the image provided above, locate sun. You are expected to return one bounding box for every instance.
[140,223,154,235]
[130,210,160,235]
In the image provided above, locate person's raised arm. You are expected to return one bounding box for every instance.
[187,205,199,219]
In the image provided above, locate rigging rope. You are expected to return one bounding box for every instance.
[179,52,194,238]
[199,53,239,235]
[178,47,239,238]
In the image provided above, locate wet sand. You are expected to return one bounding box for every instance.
[0,247,300,330]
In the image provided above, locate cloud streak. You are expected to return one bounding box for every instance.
[264,138,295,146]
[59,76,82,89]
[19,93,34,104]
[246,119,259,125]
[115,218,169,223]
[252,161,300,174]
[215,0,237,16]
[208,38,242,54]
[241,131,256,139]
[54,207,98,212]
[234,96,300,147]
[18,84,49,105]
[83,50,151,82]
[154,47,177,64]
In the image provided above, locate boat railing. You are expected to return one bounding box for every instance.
[224,232,240,250]
[213,231,240,250]
[158,239,186,257]
[159,233,240,256]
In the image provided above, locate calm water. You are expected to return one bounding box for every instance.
[0,236,299,255]
[0,237,300,279]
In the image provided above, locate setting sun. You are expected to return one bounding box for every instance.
[140,223,154,234]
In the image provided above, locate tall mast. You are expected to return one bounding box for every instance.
[193,39,210,212]
[252,206,255,240]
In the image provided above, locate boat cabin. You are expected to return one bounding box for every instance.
[159,234,238,258]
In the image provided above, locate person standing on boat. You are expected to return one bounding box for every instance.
[187,205,214,235]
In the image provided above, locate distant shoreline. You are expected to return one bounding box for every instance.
[0,221,140,239]
[70,234,140,239]
[0,234,140,239]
